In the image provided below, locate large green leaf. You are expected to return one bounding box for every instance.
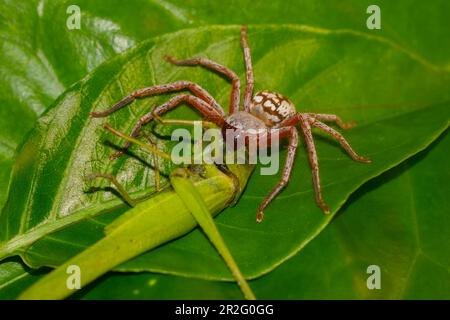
[1,0,450,209]
[248,132,450,299]
[1,25,449,281]
[0,0,179,208]
[2,131,447,299]
[0,257,49,299]
[80,131,450,300]
[0,0,449,298]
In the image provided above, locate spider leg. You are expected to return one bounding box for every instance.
[241,26,254,112]
[257,126,299,223]
[165,55,241,114]
[110,94,225,160]
[307,113,356,130]
[90,81,224,118]
[297,114,330,214]
[308,117,371,163]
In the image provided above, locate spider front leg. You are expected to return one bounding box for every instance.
[165,55,241,114]
[110,94,225,160]
[89,80,225,118]
[257,126,299,223]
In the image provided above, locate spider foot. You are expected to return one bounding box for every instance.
[318,201,330,215]
[89,111,102,118]
[355,155,372,164]
[164,55,181,65]
[339,120,357,130]
[256,210,264,224]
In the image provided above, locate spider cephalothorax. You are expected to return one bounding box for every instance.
[222,91,295,149]
[90,26,370,223]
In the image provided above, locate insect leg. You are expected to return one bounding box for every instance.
[90,81,225,118]
[140,132,162,192]
[153,113,216,129]
[165,55,241,114]
[85,173,137,207]
[308,117,371,163]
[257,126,299,223]
[241,26,254,112]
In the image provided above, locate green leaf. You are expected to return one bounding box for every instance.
[70,130,450,300]
[156,0,450,69]
[0,0,182,208]
[265,130,449,299]
[0,257,48,299]
[2,0,450,209]
[1,25,449,282]
[1,0,449,300]
[1,128,448,300]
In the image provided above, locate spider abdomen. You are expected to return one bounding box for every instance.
[250,91,297,127]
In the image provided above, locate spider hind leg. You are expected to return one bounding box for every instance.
[257,126,299,222]
[297,114,331,214]
[308,116,371,163]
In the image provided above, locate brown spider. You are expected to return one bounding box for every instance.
[90,26,371,223]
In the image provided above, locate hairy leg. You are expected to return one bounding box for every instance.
[257,126,299,223]
[240,26,254,112]
[297,114,330,214]
[308,117,371,163]
[165,55,241,114]
[110,94,225,159]
[90,81,224,118]
[307,113,356,130]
